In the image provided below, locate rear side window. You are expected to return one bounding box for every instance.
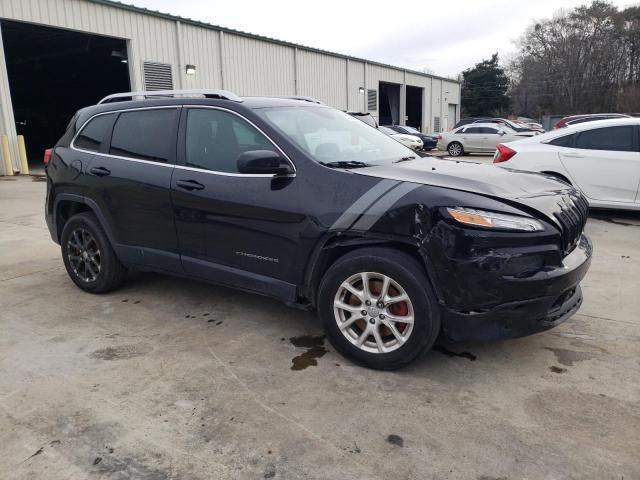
[463,127,483,134]
[574,126,635,152]
[549,134,574,147]
[109,109,177,162]
[74,114,116,152]
[185,108,276,173]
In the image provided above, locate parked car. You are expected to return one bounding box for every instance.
[383,125,438,150]
[553,113,631,129]
[493,118,640,210]
[378,125,423,150]
[524,121,544,132]
[347,111,378,129]
[453,117,493,129]
[472,118,539,136]
[437,123,527,156]
[44,89,591,370]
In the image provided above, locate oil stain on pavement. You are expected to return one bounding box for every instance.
[289,335,328,371]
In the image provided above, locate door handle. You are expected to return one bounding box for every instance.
[562,153,584,158]
[89,166,111,177]
[176,179,205,191]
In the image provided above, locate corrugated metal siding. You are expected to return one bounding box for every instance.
[180,23,222,89]
[0,0,179,90]
[367,64,404,86]
[223,33,295,96]
[296,50,346,109]
[0,0,460,171]
[347,60,365,111]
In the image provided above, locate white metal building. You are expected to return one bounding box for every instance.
[0,0,460,175]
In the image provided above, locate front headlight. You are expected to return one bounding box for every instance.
[446,207,544,232]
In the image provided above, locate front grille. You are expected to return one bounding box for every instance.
[553,192,589,255]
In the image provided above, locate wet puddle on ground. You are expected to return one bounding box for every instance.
[289,335,328,371]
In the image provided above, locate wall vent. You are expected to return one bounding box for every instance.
[367,89,377,111]
[142,62,173,91]
[434,116,441,132]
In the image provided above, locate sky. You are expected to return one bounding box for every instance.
[128,0,635,78]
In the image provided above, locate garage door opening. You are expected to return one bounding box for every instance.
[0,20,130,167]
[405,86,423,131]
[378,82,400,126]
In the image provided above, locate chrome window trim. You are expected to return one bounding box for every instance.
[70,106,180,164]
[181,104,297,177]
[70,105,297,179]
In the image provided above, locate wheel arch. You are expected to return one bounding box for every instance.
[53,194,116,245]
[301,234,438,309]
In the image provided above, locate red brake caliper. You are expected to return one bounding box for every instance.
[388,302,409,333]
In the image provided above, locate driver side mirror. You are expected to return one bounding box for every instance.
[237,150,293,176]
[497,130,506,136]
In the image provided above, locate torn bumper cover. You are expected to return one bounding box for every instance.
[432,232,592,342]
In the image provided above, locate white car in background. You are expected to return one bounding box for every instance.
[437,123,528,156]
[493,118,640,210]
[378,126,423,150]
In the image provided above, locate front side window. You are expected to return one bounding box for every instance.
[185,108,276,173]
[574,126,635,152]
[464,127,483,134]
[109,109,177,162]
[257,106,413,166]
[74,114,116,152]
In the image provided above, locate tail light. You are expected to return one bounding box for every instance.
[493,144,516,163]
[44,148,53,165]
[435,134,442,140]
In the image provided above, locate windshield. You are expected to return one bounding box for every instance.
[378,126,396,135]
[258,106,414,166]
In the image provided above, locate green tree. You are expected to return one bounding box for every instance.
[461,53,510,117]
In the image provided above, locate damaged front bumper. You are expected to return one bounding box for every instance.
[431,232,592,342]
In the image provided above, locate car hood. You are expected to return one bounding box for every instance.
[353,157,575,226]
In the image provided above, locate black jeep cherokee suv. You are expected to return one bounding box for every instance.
[45,89,592,370]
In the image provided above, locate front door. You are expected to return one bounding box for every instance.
[559,125,640,203]
[171,106,301,300]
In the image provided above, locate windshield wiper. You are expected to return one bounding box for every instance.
[393,156,416,164]
[319,161,373,169]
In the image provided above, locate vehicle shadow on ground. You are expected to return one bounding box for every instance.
[113,271,539,375]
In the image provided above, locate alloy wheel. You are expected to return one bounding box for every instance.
[66,228,101,283]
[448,143,462,156]
[333,272,415,354]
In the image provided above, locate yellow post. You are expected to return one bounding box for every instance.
[1,135,14,176]
[17,135,29,175]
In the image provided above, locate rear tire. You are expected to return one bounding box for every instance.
[60,212,127,293]
[447,142,463,157]
[318,248,440,370]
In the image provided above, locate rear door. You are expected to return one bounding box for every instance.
[460,127,484,151]
[558,125,640,203]
[171,106,300,300]
[85,107,181,271]
[479,126,503,151]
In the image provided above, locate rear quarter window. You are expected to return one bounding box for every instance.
[548,134,575,147]
[74,114,116,152]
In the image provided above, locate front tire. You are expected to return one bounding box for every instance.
[318,248,440,370]
[447,142,463,157]
[60,212,127,293]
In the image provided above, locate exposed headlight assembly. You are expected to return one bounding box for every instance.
[447,207,544,232]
